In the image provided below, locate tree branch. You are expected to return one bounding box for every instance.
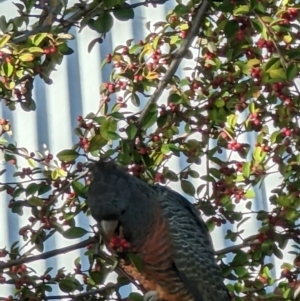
[136,0,210,129]
[45,284,119,300]
[11,0,170,45]
[215,234,259,256]
[94,250,146,293]
[0,233,145,293]
[0,237,96,271]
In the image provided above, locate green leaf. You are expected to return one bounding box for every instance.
[161,144,170,154]
[227,114,237,128]
[168,93,182,105]
[126,123,137,140]
[242,162,251,178]
[88,13,114,33]
[224,20,239,39]
[181,180,195,196]
[113,6,134,21]
[31,33,48,46]
[26,183,40,196]
[28,196,44,207]
[89,270,107,285]
[131,93,140,107]
[270,130,280,143]
[174,4,189,16]
[38,183,51,196]
[89,135,107,152]
[128,292,143,301]
[57,149,79,162]
[109,112,125,120]
[188,170,199,178]
[165,170,178,182]
[0,34,11,47]
[233,5,249,16]
[62,227,88,239]
[268,68,286,80]
[129,44,142,55]
[234,266,248,277]
[142,110,158,129]
[273,247,283,259]
[232,251,248,266]
[286,64,298,81]
[58,279,76,293]
[72,181,87,198]
[2,62,14,77]
[107,131,120,140]
[19,53,34,62]
[253,146,265,163]
[249,102,255,113]
[245,190,255,199]
[100,117,117,140]
[215,99,225,108]
[128,253,143,272]
[51,168,67,180]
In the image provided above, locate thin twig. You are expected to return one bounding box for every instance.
[11,0,170,45]
[45,286,119,300]
[215,234,259,256]
[136,0,211,129]
[0,237,96,270]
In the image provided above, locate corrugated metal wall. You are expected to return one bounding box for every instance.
[0,0,294,298]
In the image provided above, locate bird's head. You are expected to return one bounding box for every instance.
[86,160,131,239]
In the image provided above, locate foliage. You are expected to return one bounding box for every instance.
[0,0,300,300]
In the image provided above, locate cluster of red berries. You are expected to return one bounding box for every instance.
[159,103,180,115]
[53,178,71,192]
[133,74,144,82]
[151,49,162,63]
[282,127,292,137]
[271,82,292,103]
[79,137,90,152]
[77,117,95,130]
[227,139,243,151]
[0,118,8,125]
[281,8,299,24]
[250,67,262,80]
[256,39,276,52]
[17,167,33,179]
[210,216,227,227]
[74,262,82,274]
[180,30,188,39]
[235,94,248,112]
[106,53,112,63]
[267,214,286,228]
[137,146,151,155]
[104,80,127,93]
[40,274,52,282]
[44,153,53,164]
[169,15,177,23]
[281,268,298,283]
[154,172,166,183]
[211,76,224,89]
[243,47,256,59]
[219,165,236,177]
[128,164,145,176]
[249,112,262,126]
[43,46,56,55]
[108,237,130,252]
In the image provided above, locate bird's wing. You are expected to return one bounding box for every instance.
[151,185,231,301]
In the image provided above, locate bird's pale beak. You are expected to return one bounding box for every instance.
[99,220,119,239]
